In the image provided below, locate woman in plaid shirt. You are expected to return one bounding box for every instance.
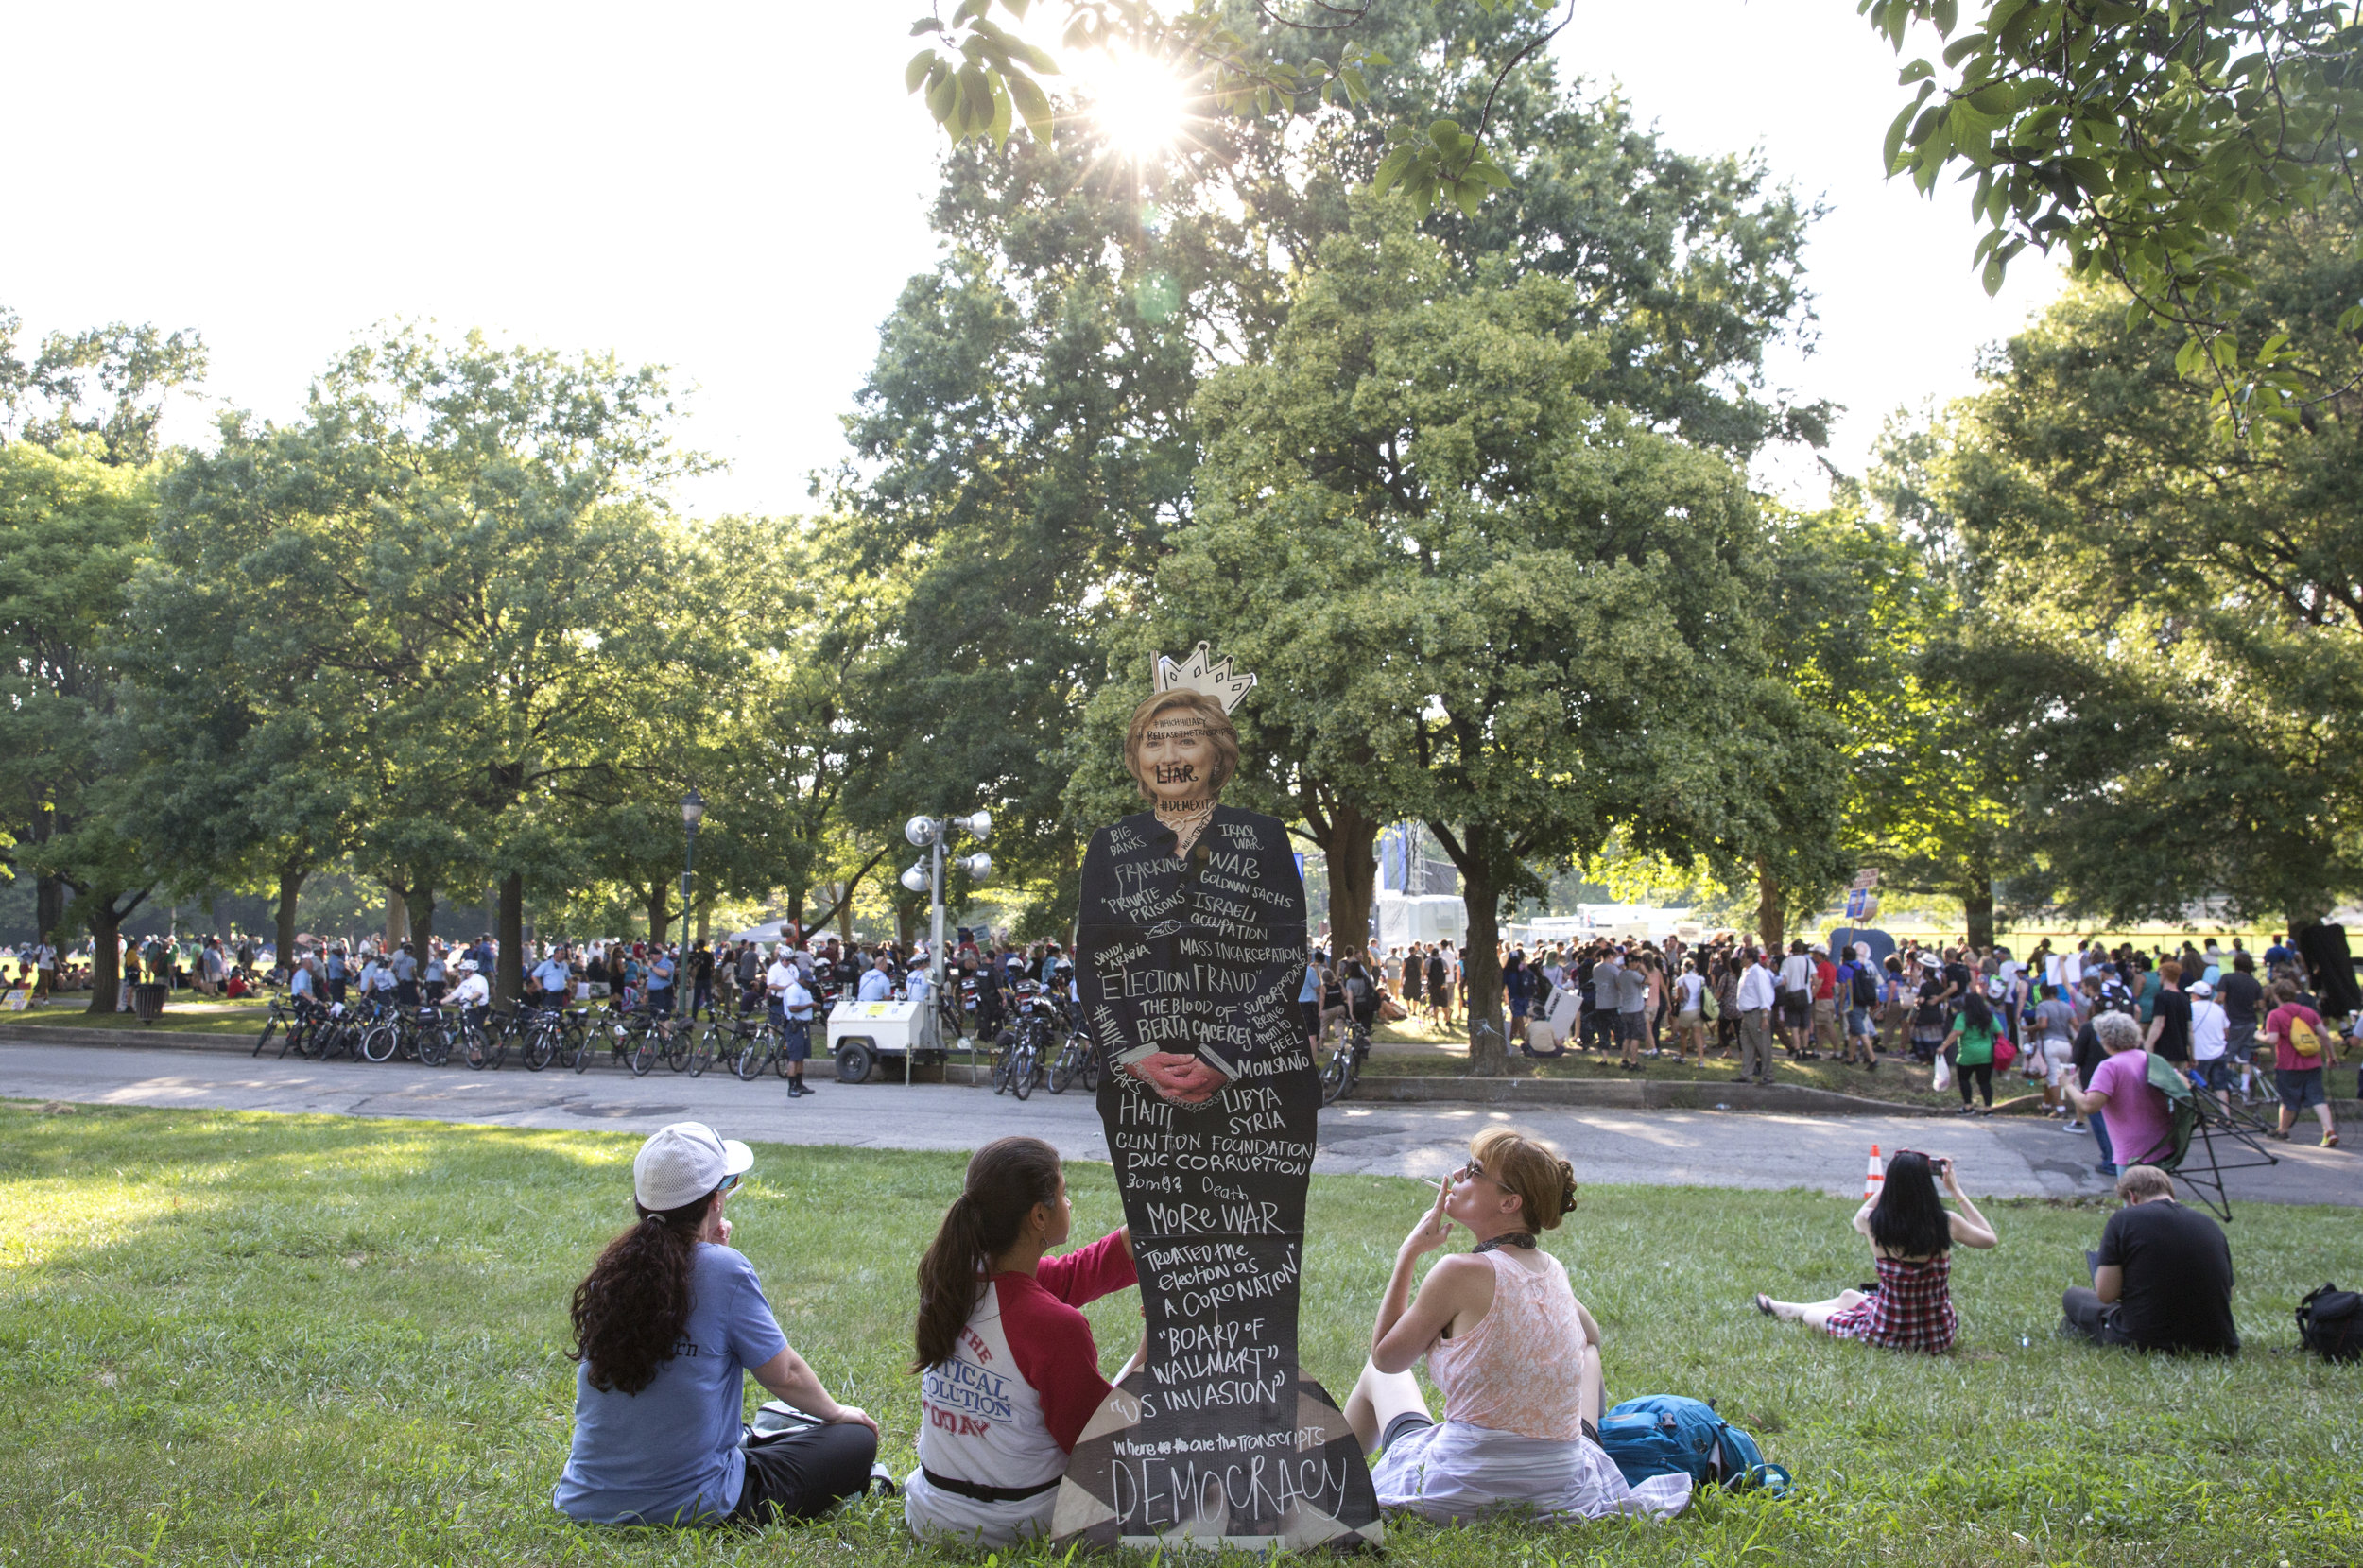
[1751,1151,1998,1353]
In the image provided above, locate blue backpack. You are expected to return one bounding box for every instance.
[1598,1396,1790,1495]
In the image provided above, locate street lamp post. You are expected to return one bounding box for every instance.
[900,810,992,1079]
[680,787,704,946]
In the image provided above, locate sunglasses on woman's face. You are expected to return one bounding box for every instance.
[1454,1161,1512,1192]
[717,1173,743,1196]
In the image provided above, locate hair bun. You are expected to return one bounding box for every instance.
[1558,1159,1579,1215]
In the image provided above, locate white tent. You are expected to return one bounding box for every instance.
[1376,891,1467,949]
[727,920,791,944]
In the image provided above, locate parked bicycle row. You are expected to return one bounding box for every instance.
[244,986,1129,1101]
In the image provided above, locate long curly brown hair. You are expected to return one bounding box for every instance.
[911,1137,1063,1373]
[568,1189,716,1394]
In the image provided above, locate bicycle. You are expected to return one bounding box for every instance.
[1047,1026,1102,1094]
[730,1015,785,1081]
[251,995,321,1059]
[604,1007,670,1077]
[464,1008,509,1070]
[410,1006,454,1067]
[1319,1017,1371,1106]
[517,1004,567,1072]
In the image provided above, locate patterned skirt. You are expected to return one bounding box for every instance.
[1822,1252,1957,1353]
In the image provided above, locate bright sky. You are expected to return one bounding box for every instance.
[5,1,2061,515]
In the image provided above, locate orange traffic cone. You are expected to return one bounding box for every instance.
[1863,1144,1885,1201]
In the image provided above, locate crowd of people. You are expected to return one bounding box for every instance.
[1322,929,2352,1155]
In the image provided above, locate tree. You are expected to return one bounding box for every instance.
[854,0,1825,936]
[0,308,207,465]
[0,437,158,1009]
[1864,0,2363,429]
[1925,203,2363,933]
[1145,207,1827,1073]
[153,327,703,1001]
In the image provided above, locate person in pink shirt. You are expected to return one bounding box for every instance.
[2065,1010,2174,1170]
[904,1137,1139,1545]
[2263,978,2339,1149]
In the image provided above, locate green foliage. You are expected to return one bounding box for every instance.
[6,1104,2360,1567]
[0,435,162,993]
[906,0,1381,153]
[0,307,206,466]
[1862,0,2363,435]
[1163,203,1835,1066]
[1921,204,2363,928]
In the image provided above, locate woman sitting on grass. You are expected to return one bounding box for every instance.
[554,1123,878,1526]
[1343,1128,1690,1522]
[1753,1150,1997,1353]
[903,1136,1139,1546]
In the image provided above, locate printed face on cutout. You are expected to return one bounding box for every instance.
[1138,713,1216,806]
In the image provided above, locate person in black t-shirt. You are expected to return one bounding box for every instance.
[2061,1164,2237,1353]
[2145,959,2193,1064]
[2214,952,2266,1100]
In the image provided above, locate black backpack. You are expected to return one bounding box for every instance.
[2297,1284,2363,1362]
[1852,965,1880,1008]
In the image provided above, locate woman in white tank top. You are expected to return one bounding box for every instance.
[1341,1129,1690,1523]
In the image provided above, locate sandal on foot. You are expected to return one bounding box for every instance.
[1753,1293,1776,1317]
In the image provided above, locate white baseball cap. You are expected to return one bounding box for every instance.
[2187,979,2213,998]
[632,1122,754,1212]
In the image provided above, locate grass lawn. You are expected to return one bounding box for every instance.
[3,997,269,1036]
[2,1103,2357,1567]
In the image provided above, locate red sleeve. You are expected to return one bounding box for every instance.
[1035,1229,1138,1308]
[996,1277,1118,1453]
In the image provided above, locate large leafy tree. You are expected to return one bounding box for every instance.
[152,328,704,1000]
[0,437,159,1008]
[1128,209,1829,1073]
[905,2,2363,424]
[851,0,1824,937]
[1928,201,2363,931]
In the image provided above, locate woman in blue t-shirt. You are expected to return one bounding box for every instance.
[555,1123,878,1525]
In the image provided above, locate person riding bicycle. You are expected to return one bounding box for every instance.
[449,960,491,1025]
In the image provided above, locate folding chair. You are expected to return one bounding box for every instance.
[2145,1051,2279,1221]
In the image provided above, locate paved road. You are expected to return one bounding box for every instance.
[3,1040,2354,1205]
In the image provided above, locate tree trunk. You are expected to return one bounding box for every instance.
[646,881,671,945]
[1754,857,1784,953]
[403,882,437,957]
[895,897,918,952]
[87,908,124,1016]
[273,859,306,977]
[1454,840,1509,1077]
[36,873,66,952]
[695,899,710,944]
[1962,856,1995,950]
[839,873,859,944]
[496,872,525,1007]
[1324,802,1381,960]
[383,880,409,950]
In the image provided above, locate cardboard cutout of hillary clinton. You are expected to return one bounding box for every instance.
[1051,645,1381,1551]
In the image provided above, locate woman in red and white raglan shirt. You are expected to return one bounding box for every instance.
[904,1136,1140,1544]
